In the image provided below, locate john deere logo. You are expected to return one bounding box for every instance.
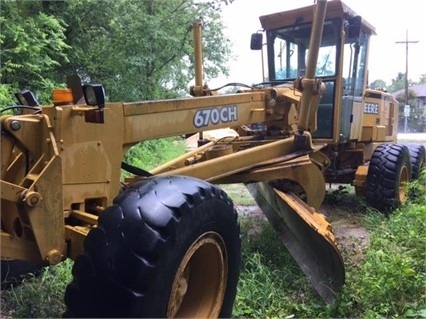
[364,103,379,114]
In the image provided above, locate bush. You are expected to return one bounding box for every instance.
[123,136,187,172]
[337,170,426,318]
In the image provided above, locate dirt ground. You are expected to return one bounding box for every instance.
[320,201,370,266]
[233,184,371,267]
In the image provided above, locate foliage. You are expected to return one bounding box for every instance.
[370,72,426,92]
[0,259,73,318]
[361,206,425,317]
[324,184,352,204]
[123,136,187,172]
[0,83,16,108]
[337,170,426,318]
[387,72,409,93]
[234,174,426,318]
[394,89,425,132]
[0,0,233,107]
[234,216,331,318]
[371,72,425,132]
[0,2,70,105]
[369,78,387,90]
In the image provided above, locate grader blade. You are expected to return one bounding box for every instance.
[245,182,345,304]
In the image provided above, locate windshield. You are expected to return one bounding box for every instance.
[266,18,340,81]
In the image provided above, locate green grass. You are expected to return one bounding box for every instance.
[233,216,331,318]
[343,204,426,318]
[2,186,425,318]
[1,259,73,318]
[233,171,426,318]
[219,183,255,206]
[233,176,426,318]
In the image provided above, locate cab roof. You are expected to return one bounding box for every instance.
[259,0,376,35]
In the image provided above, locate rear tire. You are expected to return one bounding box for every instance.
[366,143,411,212]
[405,144,425,179]
[64,175,241,318]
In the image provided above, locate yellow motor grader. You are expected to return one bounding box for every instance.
[1,0,425,317]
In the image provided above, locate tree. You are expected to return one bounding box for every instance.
[418,74,426,84]
[384,72,425,132]
[386,72,419,94]
[369,79,387,91]
[1,0,233,105]
[394,89,424,132]
[387,72,406,93]
[0,1,70,106]
[41,0,233,101]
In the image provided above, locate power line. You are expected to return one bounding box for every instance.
[395,30,419,104]
[395,30,419,133]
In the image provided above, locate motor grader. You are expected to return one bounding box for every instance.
[1,0,425,317]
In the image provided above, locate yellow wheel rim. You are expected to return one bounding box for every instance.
[398,164,410,204]
[167,231,227,318]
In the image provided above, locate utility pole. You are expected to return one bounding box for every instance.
[395,30,419,133]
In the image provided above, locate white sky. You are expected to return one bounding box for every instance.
[208,0,426,87]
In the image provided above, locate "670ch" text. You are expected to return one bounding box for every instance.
[193,105,238,128]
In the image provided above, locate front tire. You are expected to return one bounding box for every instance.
[366,143,411,212]
[64,175,241,318]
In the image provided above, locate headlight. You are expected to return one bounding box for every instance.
[82,84,105,108]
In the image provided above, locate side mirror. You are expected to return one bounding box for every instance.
[250,33,263,50]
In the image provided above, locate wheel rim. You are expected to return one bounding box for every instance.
[398,164,410,203]
[167,231,227,318]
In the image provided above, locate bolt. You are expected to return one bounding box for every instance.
[268,99,277,106]
[10,120,21,131]
[23,191,42,207]
[46,249,63,265]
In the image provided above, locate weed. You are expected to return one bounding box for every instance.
[407,169,426,204]
[324,184,370,214]
[234,216,334,318]
[337,204,426,318]
[1,175,424,318]
[324,184,352,204]
[1,259,73,318]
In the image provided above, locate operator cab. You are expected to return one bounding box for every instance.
[252,1,380,144]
